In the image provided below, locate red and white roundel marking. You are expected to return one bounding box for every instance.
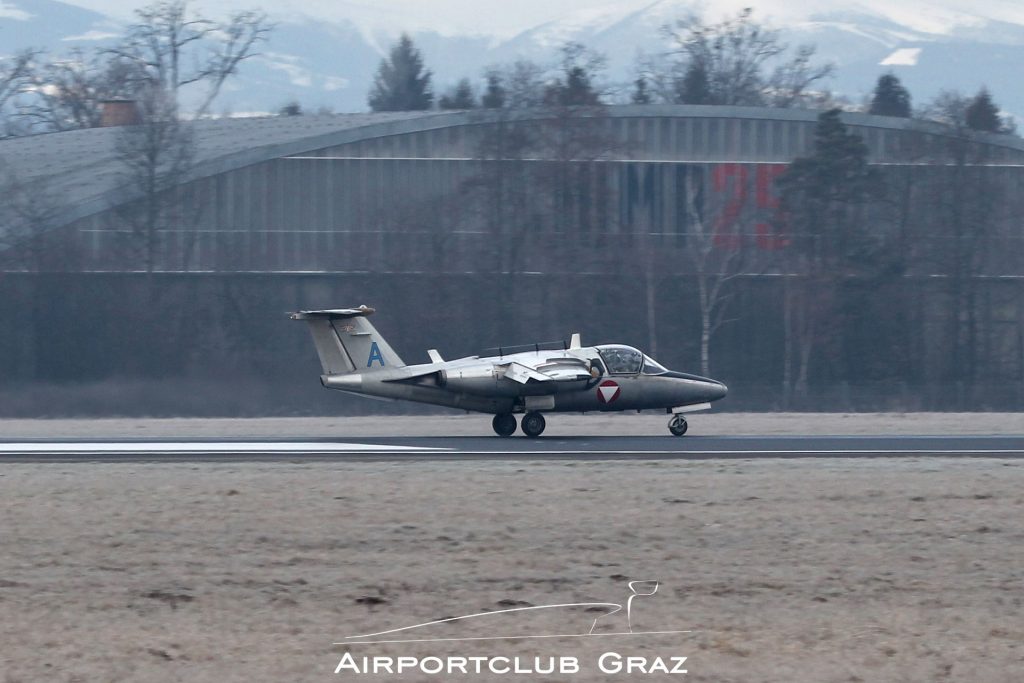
[597,379,621,404]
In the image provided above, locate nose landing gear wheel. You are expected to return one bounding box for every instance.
[492,413,517,437]
[668,414,688,436]
[521,411,546,438]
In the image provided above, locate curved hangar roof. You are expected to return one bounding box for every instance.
[0,110,440,228]
[2,105,1023,230]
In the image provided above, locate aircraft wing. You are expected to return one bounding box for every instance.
[383,361,557,385]
[381,356,594,390]
[499,359,593,385]
[502,362,553,384]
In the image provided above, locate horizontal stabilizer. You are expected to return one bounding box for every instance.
[289,305,374,320]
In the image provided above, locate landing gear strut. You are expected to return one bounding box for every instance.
[668,414,688,437]
[492,413,517,437]
[521,411,547,438]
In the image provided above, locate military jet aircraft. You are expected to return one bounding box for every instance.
[290,306,727,437]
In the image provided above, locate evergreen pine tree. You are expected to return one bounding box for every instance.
[545,66,601,107]
[367,34,433,111]
[439,78,476,109]
[774,108,886,399]
[965,87,1002,133]
[868,73,911,118]
[278,101,302,116]
[542,43,605,108]
[631,76,652,104]
[481,72,506,108]
[777,108,883,265]
[677,61,711,104]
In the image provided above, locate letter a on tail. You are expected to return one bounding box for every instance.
[368,341,385,367]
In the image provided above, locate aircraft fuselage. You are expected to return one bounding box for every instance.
[321,347,727,416]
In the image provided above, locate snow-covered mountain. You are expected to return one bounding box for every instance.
[2,0,1024,117]
[496,0,1024,114]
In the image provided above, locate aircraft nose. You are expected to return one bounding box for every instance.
[706,380,728,401]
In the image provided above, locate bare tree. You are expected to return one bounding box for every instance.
[766,44,835,108]
[464,47,619,286]
[500,60,547,110]
[631,50,684,105]
[679,166,773,376]
[664,8,781,106]
[467,59,549,273]
[657,8,832,107]
[0,49,38,136]
[0,163,73,271]
[466,106,540,273]
[19,50,140,132]
[114,86,196,272]
[108,0,270,117]
[916,91,1004,397]
[919,89,971,129]
[0,49,35,106]
[533,44,617,234]
[194,9,271,116]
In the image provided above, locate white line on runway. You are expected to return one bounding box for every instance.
[0,441,448,454]
[386,449,1023,457]
[443,449,1024,456]
[0,446,1019,458]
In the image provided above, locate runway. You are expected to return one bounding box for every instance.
[2,434,1023,462]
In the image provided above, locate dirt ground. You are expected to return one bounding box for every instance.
[2,448,1023,681]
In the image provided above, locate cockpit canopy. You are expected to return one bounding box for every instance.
[596,345,668,375]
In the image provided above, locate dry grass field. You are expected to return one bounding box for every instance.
[1,418,1023,682]
[0,413,1019,679]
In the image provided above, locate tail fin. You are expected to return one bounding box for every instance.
[289,305,405,375]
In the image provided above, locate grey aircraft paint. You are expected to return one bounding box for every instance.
[291,306,727,437]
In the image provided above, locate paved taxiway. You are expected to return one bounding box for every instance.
[2,434,1022,462]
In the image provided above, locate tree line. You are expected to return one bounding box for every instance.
[364,8,1015,137]
[357,9,1022,405]
[0,4,1014,134]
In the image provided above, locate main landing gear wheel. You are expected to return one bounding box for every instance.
[492,413,517,437]
[521,411,547,438]
[668,414,688,437]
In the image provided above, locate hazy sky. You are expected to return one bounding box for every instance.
[50,0,1024,37]
[58,0,642,35]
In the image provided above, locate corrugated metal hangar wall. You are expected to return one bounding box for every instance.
[4,106,1024,414]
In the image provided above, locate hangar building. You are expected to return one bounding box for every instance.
[2,105,1023,413]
